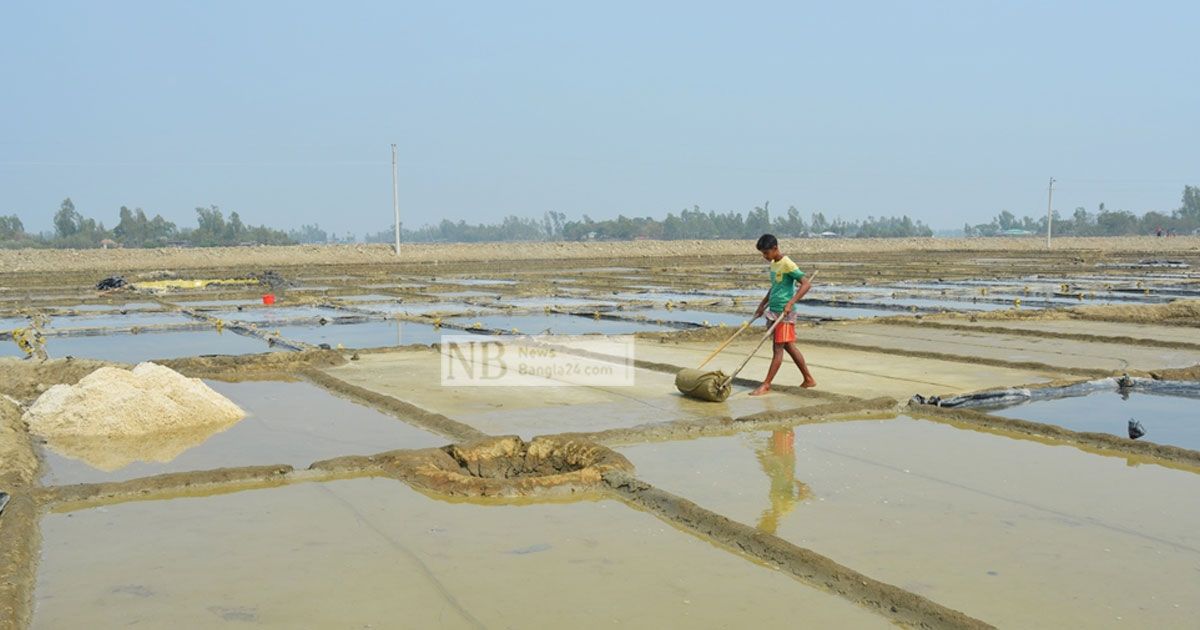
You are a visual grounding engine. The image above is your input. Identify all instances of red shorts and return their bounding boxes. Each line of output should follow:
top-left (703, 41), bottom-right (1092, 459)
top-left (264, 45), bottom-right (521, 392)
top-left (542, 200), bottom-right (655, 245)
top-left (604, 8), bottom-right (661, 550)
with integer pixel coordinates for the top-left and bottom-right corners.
top-left (766, 309), bottom-right (798, 344)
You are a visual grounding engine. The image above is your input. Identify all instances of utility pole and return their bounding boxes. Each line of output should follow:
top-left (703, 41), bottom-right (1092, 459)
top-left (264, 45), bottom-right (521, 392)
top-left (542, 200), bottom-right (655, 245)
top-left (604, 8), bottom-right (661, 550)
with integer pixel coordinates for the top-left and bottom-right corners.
top-left (391, 144), bottom-right (400, 255)
top-left (1046, 177), bottom-right (1055, 248)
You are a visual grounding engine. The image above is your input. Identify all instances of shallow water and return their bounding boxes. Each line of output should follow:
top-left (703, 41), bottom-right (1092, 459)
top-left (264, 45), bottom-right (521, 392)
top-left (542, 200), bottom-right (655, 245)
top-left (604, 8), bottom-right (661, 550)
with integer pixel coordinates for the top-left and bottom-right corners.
top-left (795, 304), bottom-right (911, 319)
top-left (39, 380), bottom-right (446, 485)
top-left (170, 298), bottom-right (262, 308)
top-left (453, 390), bottom-right (809, 439)
top-left (860, 296), bottom-right (1011, 312)
top-left (0, 316), bottom-right (30, 331)
top-left (44, 311), bottom-right (195, 330)
top-left (433, 290), bottom-right (505, 299)
top-left (332, 293), bottom-right (404, 303)
top-left (1, 338), bottom-right (24, 357)
top-left (271, 320), bottom-right (445, 348)
top-left (623, 308), bottom-right (750, 327)
top-left (42, 329), bottom-right (276, 363)
top-left (500, 296), bottom-right (617, 309)
top-left (700, 288), bottom-right (768, 298)
top-left (809, 284), bottom-right (894, 296)
top-left (202, 305), bottom-right (342, 323)
top-left (619, 416), bottom-right (1200, 628)
top-left (359, 282), bottom-right (428, 290)
top-left (446, 313), bottom-right (668, 335)
top-left (345, 301), bottom-right (485, 316)
top-left (57, 302), bottom-right (164, 312)
top-left (990, 390), bottom-right (1200, 451)
top-left (609, 291), bottom-right (714, 303)
top-left (34, 479), bottom-right (889, 629)
top-left (445, 278), bottom-right (517, 286)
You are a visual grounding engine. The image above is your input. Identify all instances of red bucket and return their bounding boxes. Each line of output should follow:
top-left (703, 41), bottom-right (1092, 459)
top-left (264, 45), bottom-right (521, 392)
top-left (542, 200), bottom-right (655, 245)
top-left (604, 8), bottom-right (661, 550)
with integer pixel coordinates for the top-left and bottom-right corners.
top-left (262, 294), bottom-right (276, 306)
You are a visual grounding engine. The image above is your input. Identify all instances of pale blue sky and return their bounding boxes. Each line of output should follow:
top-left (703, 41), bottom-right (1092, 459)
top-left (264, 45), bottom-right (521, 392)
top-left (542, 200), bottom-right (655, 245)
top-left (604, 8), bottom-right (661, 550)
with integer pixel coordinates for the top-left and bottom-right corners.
top-left (2, 1), bottom-right (1196, 235)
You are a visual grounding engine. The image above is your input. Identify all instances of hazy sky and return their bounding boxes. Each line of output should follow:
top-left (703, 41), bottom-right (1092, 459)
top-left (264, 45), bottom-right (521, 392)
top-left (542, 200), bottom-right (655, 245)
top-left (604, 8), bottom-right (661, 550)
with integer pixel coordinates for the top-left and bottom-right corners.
top-left (3, 1), bottom-right (1197, 235)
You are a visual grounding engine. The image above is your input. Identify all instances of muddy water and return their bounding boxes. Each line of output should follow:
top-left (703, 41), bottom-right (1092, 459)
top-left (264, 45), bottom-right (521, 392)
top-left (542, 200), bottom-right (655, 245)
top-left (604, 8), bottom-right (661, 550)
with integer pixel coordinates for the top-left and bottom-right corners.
top-left (446, 313), bottom-right (668, 335)
top-left (991, 390), bottom-right (1200, 451)
top-left (34, 478), bottom-right (890, 629)
top-left (169, 298), bottom-right (261, 308)
top-left (452, 387), bottom-right (813, 439)
top-left (619, 416), bottom-right (1200, 628)
top-left (272, 320), bottom-right (444, 348)
top-left (41, 329), bottom-right (277, 363)
top-left (39, 381), bottom-right (446, 485)
top-left (322, 351), bottom-right (824, 438)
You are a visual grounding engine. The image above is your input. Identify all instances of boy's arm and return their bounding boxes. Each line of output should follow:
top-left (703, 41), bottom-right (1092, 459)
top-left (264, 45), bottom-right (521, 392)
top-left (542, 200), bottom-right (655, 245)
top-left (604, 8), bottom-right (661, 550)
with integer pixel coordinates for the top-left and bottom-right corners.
top-left (754, 291), bottom-right (769, 318)
top-left (781, 275), bottom-right (812, 314)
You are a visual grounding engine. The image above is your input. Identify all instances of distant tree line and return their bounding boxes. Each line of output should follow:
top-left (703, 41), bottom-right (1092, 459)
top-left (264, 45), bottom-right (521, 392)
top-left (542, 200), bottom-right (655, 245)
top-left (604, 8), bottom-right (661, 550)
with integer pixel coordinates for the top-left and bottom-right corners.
top-left (365, 203), bottom-right (935, 243)
top-left (0, 199), bottom-right (295, 248)
top-left (964, 186), bottom-right (1200, 237)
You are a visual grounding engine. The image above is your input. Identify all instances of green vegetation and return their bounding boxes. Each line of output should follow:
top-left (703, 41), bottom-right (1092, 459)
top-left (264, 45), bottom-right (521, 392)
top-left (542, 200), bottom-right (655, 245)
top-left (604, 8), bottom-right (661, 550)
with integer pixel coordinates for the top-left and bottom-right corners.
top-left (366, 203), bottom-right (934, 243)
top-left (1, 199), bottom-right (294, 249)
top-left (964, 186), bottom-right (1200, 237)
top-left (5, 186), bottom-right (1196, 248)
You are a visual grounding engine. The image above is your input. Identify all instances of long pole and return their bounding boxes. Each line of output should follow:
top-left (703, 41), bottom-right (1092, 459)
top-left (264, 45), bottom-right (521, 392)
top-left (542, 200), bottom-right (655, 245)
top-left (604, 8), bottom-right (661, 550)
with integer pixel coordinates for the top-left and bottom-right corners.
top-left (391, 143), bottom-right (400, 255)
top-left (1046, 177), bottom-right (1055, 248)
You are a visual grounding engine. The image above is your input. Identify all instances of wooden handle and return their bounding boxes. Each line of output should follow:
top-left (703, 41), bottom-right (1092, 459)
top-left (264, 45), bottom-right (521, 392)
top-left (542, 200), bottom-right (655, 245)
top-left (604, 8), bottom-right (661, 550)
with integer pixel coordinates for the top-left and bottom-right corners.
top-left (724, 316), bottom-right (784, 385)
top-left (696, 318), bottom-right (756, 368)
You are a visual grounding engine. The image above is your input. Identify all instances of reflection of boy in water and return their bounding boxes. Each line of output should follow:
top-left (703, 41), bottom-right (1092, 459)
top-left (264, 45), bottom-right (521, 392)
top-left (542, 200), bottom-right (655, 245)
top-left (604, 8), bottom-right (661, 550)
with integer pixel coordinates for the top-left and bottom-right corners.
top-left (756, 429), bottom-right (810, 534)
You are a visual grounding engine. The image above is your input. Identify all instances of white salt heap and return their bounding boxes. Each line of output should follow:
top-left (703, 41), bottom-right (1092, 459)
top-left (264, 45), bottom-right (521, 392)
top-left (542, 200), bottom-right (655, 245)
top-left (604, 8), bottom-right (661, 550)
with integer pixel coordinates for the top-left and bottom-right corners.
top-left (23, 362), bottom-right (245, 437)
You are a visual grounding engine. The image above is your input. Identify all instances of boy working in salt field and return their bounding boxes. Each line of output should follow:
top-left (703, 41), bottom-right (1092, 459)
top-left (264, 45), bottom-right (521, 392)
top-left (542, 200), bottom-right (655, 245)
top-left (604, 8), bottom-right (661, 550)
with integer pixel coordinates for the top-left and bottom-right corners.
top-left (751, 234), bottom-right (816, 394)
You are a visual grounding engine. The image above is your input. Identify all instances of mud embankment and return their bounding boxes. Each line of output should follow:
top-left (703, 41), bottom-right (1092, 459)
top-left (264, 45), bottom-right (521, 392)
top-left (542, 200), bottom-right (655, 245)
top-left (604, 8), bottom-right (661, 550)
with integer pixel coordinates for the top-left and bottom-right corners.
top-left (0, 397), bottom-right (38, 630)
top-left (161, 349), bottom-right (347, 380)
top-left (43, 465), bottom-right (295, 510)
top-left (924, 299), bottom-right (1200, 328)
top-left (0, 358), bottom-right (117, 403)
top-left (301, 369), bottom-right (486, 442)
top-left (312, 436), bottom-right (632, 498)
top-left (912, 405), bottom-right (1200, 470)
top-left (882, 319), bottom-right (1200, 352)
top-left (555, 397), bottom-right (898, 446)
top-left (603, 470), bottom-right (993, 629)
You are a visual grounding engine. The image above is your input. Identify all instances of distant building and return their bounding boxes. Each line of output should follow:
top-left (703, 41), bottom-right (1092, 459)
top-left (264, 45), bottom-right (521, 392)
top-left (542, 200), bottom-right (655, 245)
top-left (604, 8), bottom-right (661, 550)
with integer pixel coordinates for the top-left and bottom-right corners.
top-left (99, 239), bottom-right (119, 249)
top-left (998, 229), bottom-right (1034, 237)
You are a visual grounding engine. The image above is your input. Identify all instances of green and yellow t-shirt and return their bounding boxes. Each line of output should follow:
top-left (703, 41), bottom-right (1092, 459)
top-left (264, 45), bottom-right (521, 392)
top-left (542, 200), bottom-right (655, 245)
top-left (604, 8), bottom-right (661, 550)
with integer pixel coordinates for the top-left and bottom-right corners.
top-left (767, 256), bottom-right (806, 312)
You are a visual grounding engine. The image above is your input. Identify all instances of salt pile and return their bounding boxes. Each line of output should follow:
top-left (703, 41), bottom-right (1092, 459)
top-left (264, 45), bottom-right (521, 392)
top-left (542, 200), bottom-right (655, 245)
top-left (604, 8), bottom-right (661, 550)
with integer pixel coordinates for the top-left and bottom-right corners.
top-left (23, 362), bottom-right (245, 437)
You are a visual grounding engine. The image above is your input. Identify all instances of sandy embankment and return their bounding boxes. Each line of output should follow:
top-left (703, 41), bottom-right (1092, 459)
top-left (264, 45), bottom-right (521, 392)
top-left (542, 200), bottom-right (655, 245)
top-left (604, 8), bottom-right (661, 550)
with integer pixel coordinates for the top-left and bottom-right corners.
top-left (0, 236), bottom-right (1198, 274)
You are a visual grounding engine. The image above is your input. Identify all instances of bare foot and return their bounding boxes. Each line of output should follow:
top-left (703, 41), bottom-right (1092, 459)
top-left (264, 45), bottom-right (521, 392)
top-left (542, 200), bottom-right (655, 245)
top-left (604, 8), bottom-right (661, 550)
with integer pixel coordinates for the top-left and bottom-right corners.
top-left (749, 384), bottom-right (771, 396)
top-left (801, 379), bottom-right (817, 388)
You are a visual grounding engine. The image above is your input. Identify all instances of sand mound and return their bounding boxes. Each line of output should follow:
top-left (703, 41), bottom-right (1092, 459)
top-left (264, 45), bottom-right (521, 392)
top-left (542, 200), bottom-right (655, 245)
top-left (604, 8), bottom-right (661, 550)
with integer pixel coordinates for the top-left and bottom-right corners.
top-left (23, 363), bottom-right (245, 438)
